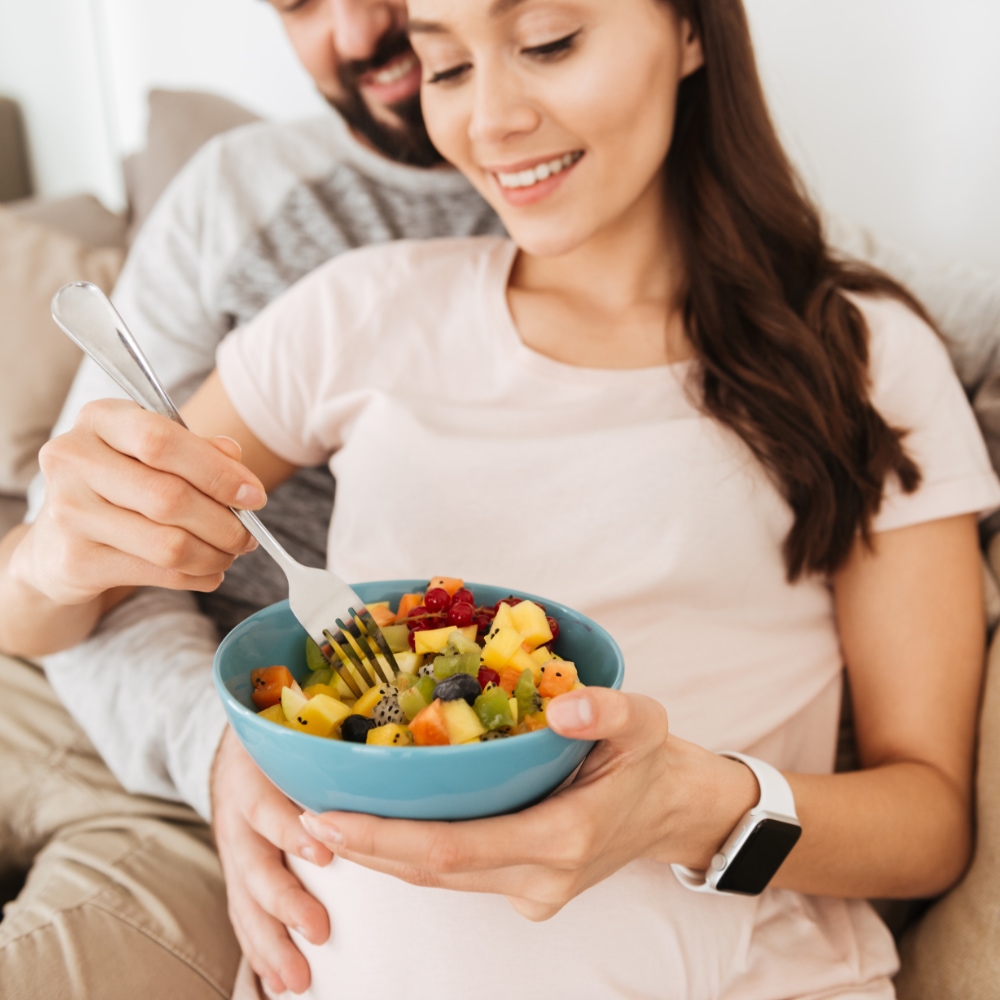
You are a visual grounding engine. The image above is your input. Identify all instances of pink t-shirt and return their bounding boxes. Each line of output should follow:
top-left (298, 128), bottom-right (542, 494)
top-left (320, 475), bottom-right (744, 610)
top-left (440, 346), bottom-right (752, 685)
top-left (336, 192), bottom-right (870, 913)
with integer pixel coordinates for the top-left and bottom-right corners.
top-left (217, 237), bottom-right (1000, 999)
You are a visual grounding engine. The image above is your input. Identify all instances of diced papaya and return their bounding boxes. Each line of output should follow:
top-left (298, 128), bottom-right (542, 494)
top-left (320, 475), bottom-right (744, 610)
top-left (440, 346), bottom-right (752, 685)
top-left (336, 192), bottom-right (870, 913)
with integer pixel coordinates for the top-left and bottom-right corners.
top-left (251, 665), bottom-right (296, 709)
top-left (396, 593), bottom-right (425, 618)
top-left (538, 660), bottom-right (578, 699)
top-left (367, 603), bottom-right (397, 627)
top-left (428, 576), bottom-right (464, 596)
top-left (409, 699), bottom-right (451, 746)
top-left (497, 665), bottom-right (523, 695)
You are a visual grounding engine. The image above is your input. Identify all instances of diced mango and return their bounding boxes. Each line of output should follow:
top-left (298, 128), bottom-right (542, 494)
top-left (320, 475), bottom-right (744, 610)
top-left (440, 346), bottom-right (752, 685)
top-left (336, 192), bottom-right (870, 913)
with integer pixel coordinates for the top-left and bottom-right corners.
top-left (353, 684), bottom-right (386, 718)
top-left (414, 625), bottom-right (457, 654)
top-left (257, 703), bottom-right (289, 727)
top-left (491, 603), bottom-right (517, 632)
top-left (441, 699), bottom-right (487, 744)
top-left (508, 646), bottom-right (541, 682)
top-left (509, 600), bottom-right (552, 649)
top-left (294, 694), bottom-right (352, 737)
top-left (481, 626), bottom-right (524, 668)
top-left (303, 682), bottom-right (341, 700)
top-left (366, 723), bottom-right (414, 746)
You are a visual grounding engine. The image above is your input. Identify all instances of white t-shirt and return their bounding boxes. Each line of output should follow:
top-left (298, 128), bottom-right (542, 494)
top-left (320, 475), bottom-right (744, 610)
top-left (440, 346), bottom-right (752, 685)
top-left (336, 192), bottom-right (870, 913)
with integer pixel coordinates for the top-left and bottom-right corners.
top-left (217, 236), bottom-right (1000, 999)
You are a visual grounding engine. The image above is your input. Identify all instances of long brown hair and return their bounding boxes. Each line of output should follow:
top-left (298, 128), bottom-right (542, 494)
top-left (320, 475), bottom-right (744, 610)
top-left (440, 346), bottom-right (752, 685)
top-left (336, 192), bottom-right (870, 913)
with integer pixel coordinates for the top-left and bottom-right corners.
top-left (664, 0), bottom-right (926, 579)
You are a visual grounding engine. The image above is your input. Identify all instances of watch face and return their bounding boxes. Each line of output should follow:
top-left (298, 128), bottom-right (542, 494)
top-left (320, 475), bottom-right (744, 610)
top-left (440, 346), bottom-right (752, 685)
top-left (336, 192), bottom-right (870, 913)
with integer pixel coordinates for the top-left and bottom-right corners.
top-left (715, 818), bottom-right (802, 895)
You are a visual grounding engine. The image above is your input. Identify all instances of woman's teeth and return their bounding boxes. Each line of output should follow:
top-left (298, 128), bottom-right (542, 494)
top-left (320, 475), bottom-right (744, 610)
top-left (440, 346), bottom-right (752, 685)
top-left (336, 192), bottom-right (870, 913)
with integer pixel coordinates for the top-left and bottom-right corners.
top-left (496, 152), bottom-right (582, 190)
top-left (371, 52), bottom-right (419, 86)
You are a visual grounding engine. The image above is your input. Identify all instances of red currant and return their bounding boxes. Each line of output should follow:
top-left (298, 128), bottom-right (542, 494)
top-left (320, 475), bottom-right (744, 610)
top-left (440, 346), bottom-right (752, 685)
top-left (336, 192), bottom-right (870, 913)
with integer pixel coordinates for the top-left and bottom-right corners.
top-left (475, 613), bottom-right (494, 634)
top-left (446, 602), bottom-right (475, 627)
top-left (546, 616), bottom-right (560, 641)
top-left (406, 605), bottom-right (427, 620)
top-left (452, 588), bottom-right (475, 607)
top-left (424, 587), bottom-right (451, 612)
top-left (477, 667), bottom-right (501, 689)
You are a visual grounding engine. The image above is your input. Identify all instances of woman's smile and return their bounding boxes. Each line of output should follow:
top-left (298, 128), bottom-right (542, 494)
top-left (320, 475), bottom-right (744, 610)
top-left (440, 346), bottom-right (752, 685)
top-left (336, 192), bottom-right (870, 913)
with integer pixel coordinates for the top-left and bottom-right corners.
top-left (488, 150), bottom-right (584, 206)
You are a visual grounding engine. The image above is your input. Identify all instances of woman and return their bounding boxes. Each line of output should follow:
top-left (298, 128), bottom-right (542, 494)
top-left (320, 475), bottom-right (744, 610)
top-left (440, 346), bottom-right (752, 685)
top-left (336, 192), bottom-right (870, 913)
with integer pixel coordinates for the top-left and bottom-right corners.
top-left (4, 0), bottom-right (998, 996)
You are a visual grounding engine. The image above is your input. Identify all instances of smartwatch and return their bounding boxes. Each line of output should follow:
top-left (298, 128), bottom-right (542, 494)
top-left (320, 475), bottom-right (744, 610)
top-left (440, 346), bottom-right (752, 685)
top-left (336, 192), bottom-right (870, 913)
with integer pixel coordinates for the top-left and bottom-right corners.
top-left (672, 752), bottom-right (802, 896)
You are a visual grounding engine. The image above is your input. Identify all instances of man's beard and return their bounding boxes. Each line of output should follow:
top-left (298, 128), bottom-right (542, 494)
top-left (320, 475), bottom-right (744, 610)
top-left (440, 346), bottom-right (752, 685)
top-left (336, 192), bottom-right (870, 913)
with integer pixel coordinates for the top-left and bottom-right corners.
top-left (331, 30), bottom-right (444, 169)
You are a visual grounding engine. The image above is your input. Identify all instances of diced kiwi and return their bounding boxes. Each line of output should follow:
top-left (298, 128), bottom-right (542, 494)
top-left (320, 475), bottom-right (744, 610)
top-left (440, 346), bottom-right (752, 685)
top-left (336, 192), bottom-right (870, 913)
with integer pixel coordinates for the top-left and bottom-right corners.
top-left (398, 686), bottom-right (429, 722)
top-left (303, 667), bottom-right (333, 688)
top-left (514, 669), bottom-right (542, 719)
top-left (433, 650), bottom-right (480, 680)
top-left (380, 624), bottom-right (411, 654)
top-left (305, 635), bottom-right (329, 674)
top-left (473, 685), bottom-right (515, 731)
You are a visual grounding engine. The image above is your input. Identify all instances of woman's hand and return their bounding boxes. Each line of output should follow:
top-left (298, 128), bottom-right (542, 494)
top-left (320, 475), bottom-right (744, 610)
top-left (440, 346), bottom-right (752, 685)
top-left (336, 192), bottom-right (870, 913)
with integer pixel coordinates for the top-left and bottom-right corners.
top-left (299, 688), bottom-right (757, 921)
top-left (13, 398), bottom-right (265, 605)
top-left (211, 727), bottom-right (334, 996)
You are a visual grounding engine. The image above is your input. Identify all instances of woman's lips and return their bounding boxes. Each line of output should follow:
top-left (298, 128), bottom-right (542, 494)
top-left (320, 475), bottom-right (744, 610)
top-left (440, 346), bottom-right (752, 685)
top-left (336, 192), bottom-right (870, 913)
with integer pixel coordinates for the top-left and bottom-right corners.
top-left (488, 151), bottom-right (585, 207)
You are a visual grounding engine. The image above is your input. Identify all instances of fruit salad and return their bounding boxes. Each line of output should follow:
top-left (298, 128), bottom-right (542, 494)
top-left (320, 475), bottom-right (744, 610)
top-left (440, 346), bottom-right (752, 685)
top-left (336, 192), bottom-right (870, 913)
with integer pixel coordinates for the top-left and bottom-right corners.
top-left (249, 577), bottom-right (583, 746)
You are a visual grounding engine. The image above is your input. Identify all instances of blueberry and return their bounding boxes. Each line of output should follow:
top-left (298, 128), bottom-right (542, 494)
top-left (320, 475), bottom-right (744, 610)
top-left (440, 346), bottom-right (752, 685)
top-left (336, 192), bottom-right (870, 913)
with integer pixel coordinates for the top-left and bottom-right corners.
top-left (433, 673), bottom-right (482, 706)
top-left (341, 714), bottom-right (377, 743)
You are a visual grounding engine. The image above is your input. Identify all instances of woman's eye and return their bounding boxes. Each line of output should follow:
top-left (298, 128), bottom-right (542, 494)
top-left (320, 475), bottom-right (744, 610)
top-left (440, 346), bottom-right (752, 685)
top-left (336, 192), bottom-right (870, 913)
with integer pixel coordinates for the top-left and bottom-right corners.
top-left (523, 30), bottom-right (581, 60)
top-left (426, 64), bottom-right (472, 85)
top-left (274, 0), bottom-right (310, 13)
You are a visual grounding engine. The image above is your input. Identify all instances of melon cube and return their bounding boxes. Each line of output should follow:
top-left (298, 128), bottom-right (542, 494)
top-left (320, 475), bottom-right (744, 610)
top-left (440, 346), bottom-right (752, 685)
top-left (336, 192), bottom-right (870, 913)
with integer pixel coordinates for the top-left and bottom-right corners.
top-left (538, 660), bottom-right (579, 699)
top-left (410, 699), bottom-right (450, 746)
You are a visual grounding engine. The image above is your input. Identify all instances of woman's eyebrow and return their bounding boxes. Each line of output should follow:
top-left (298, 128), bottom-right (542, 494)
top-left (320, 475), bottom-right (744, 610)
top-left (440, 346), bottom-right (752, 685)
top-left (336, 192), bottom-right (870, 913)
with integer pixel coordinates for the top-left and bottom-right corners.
top-left (408, 0), bottom-right (532, 34)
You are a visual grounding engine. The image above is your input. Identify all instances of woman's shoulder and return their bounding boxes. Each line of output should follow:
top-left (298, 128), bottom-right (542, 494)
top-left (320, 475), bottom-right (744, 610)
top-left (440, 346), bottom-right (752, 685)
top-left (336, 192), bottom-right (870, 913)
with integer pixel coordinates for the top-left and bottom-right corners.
top-left (844, 290), bottom-right (953, 398)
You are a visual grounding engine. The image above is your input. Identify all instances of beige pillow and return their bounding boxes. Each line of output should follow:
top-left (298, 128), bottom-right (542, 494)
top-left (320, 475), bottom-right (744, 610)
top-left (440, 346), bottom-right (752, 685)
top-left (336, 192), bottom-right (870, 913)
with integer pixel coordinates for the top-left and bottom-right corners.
top-left (0, 208), bottom-right (124, 494)
top-left (893, 534), bottom-right (1000, 997)
top-left (124, 89), bottom-right (260, 240)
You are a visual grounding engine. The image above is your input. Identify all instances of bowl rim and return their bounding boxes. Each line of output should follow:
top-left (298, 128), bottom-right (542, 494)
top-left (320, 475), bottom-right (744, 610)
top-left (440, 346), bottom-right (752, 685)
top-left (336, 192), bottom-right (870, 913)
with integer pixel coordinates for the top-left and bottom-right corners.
top-left (213, 578), bottom-right (625, 755)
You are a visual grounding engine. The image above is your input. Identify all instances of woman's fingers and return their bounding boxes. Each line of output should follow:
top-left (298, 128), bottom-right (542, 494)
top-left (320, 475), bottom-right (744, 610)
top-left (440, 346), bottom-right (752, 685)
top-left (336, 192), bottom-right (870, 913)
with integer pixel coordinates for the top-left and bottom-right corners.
top-left (76, 399), bottom-right (266, 510)
top-left (210, 729), bottom-right (331, 994)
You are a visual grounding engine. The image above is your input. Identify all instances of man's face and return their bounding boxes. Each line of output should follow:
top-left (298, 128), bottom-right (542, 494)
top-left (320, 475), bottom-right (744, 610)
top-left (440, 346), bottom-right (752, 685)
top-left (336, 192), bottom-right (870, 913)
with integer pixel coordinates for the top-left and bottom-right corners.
top-left (269, 0), bottom-right (443, 167)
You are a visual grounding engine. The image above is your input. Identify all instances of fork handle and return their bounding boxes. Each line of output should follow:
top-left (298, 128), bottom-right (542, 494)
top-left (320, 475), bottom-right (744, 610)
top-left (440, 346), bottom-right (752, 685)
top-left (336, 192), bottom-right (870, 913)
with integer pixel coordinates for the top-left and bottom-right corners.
top-left (51, 281), bottom-right (296, 569)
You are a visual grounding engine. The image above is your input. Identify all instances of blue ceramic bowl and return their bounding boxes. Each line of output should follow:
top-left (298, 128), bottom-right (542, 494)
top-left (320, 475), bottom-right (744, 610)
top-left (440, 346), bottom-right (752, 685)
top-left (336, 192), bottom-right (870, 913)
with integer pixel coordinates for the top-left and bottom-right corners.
top-left (213, 580), bottom-right (624, 820)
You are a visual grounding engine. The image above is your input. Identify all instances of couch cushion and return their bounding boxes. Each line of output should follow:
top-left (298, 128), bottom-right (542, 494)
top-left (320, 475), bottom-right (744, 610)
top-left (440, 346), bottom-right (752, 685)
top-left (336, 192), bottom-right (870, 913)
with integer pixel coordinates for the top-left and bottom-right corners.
top-left (0, 208), bottom-right (124, 494)
top-left (8, 193), bottom-right (127, 251)
top-left (893, 534), bottom-right (1000, 997)
top-left (124, 88), bottom-right (260, 241)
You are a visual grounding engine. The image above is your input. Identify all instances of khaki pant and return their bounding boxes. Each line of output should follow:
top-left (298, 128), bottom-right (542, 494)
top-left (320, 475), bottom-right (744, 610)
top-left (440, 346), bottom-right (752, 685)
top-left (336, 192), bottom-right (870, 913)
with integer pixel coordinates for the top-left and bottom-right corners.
top-left (0, 653), bottom-right (240, 1000)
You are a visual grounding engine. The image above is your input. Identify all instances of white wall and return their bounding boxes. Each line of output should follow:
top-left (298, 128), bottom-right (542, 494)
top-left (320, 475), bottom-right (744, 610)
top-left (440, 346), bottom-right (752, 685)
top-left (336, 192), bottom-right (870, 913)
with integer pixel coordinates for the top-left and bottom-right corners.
top-left (1, 0), bottom-right (998, 270)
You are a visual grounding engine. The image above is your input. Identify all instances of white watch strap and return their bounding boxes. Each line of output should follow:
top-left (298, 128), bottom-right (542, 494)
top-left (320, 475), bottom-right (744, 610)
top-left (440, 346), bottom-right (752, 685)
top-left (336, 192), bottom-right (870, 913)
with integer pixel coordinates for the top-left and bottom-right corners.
top-left (671, 752), bottom-right (797, 893)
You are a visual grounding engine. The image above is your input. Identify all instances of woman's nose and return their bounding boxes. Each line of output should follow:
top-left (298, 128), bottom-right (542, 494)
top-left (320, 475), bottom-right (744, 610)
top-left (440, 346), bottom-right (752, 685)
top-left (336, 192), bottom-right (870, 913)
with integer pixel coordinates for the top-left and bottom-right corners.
top-left (468, 64), bottom-right (541, 146)
top-left (327, 0), bottom-right (401, 62)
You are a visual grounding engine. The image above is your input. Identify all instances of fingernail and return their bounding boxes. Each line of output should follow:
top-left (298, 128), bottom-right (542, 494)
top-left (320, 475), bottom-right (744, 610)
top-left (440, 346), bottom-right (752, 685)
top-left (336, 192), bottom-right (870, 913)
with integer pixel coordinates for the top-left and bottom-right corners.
top-left (300, 845), bottom-right (319, 865)
top-left (547, 693), bottom-right (593, 730)
top-left (301, 812), bottom-right (344, 847)
top-left (234, 483), bottom-right (266, 508)
top-left (218, 435), bottom-right (242, 456)
top-left (242, 537), bottom-right (259, 554)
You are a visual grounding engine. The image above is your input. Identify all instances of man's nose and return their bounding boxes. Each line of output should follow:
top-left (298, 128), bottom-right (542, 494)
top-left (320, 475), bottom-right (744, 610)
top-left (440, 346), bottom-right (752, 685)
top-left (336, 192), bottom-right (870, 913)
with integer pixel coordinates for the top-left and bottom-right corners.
top-left (328, 0), bottom-right (402, 61)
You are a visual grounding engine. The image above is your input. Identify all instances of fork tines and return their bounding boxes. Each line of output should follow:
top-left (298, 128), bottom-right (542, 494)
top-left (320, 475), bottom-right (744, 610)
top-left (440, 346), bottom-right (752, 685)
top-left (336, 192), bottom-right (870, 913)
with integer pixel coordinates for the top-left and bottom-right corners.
top-left (322, 607), bottom-right (399, 697)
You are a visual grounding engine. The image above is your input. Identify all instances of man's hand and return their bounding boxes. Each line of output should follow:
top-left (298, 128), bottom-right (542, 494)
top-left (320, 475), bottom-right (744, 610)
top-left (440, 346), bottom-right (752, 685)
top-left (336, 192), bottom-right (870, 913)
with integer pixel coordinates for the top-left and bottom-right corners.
top-left (211, 727), bottom-right (333, 995)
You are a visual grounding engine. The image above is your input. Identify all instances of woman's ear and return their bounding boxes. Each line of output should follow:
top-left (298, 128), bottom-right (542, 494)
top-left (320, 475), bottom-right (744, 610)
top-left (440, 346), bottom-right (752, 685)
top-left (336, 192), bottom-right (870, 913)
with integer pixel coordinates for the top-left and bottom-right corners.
top-left (679, 19), bottom-right (705, 78)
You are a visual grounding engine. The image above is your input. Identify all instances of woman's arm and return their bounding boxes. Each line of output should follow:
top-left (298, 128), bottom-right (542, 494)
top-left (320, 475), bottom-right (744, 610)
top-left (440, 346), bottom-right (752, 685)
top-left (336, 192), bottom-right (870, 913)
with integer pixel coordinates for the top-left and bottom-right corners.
top-left (771, 511), bottom-right (984, 897)
top-left (295, 512), bottom-right (984, 915)
top-left (0, 372), bottom-right (297, 658)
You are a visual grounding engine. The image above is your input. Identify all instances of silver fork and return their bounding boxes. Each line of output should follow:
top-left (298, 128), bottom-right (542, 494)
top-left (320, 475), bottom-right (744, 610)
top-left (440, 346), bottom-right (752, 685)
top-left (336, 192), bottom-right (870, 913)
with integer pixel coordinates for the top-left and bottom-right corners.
top-left (50, 280), bottom-right (397, 698)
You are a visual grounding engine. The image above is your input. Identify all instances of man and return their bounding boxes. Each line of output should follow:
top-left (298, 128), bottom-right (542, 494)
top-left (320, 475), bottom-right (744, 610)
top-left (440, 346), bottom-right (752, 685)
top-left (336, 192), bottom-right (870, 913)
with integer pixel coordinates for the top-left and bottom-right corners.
top-left (0, 1), bottom-right (499, 996)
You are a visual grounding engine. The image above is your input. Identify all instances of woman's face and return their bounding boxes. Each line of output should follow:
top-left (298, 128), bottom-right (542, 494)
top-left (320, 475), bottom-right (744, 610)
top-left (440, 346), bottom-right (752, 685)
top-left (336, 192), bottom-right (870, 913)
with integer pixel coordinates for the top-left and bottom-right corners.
top-left (408, 0), bottom-right (703, 258)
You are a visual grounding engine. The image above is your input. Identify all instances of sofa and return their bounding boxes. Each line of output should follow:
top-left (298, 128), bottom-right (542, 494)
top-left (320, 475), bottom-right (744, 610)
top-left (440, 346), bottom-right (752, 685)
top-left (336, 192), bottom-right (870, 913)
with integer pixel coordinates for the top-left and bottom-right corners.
top-left (1, 90), bottom-right (999, 998)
